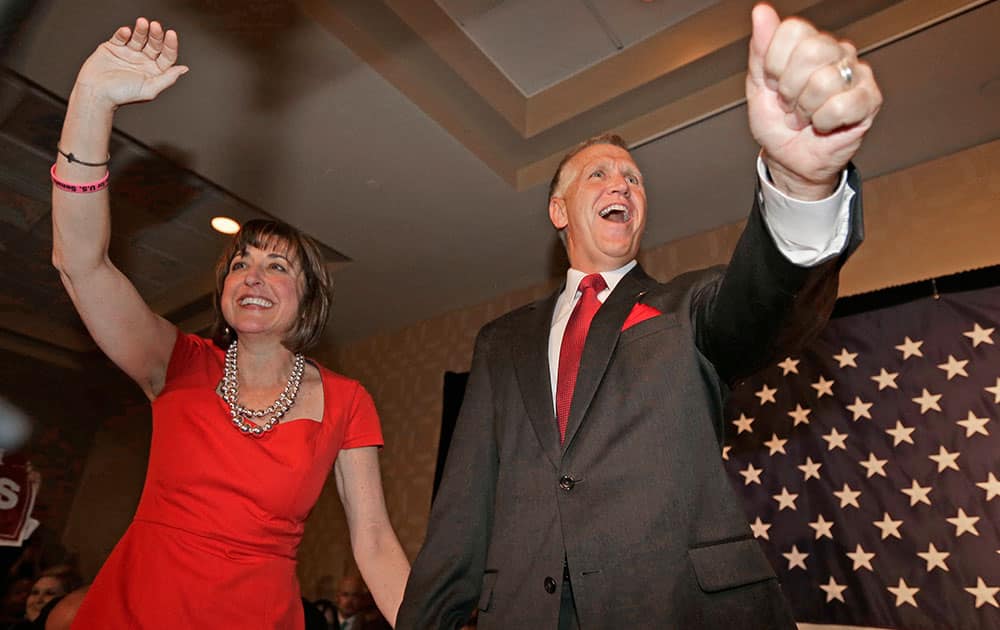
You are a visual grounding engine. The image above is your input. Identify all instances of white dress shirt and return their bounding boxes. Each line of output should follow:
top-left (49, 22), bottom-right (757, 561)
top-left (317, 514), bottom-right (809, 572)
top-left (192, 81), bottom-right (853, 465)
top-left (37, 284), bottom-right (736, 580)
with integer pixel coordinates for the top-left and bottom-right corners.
top-left (547, 159), bottom-right (856, 406)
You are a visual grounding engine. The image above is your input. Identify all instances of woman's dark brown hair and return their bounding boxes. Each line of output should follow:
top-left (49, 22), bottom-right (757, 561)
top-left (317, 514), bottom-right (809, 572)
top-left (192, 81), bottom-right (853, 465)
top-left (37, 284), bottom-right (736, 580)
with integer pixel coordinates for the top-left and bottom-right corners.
top-left (37, 564), bottom-right (83, 594)
top-left (211, 219), bottom-right (332, 353)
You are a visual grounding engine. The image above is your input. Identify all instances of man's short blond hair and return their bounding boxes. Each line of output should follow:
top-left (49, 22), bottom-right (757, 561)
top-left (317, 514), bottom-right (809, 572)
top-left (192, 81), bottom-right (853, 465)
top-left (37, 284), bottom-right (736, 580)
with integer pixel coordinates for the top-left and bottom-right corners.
top-left (547, 133), bottom-right (630, 200)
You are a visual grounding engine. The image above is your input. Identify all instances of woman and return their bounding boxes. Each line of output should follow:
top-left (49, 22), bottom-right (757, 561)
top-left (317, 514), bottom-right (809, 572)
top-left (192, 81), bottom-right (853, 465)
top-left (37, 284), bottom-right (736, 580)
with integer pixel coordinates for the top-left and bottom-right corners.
top-left (6, 566), bottom-right (81, 629)
top-left (51, 18), bottom-right (409, 629)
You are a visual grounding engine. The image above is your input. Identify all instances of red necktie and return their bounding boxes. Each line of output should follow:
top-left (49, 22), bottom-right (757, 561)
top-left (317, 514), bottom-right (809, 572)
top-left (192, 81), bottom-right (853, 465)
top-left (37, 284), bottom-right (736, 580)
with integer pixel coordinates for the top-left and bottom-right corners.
top-left (556, 273), bottom-right (607, 443)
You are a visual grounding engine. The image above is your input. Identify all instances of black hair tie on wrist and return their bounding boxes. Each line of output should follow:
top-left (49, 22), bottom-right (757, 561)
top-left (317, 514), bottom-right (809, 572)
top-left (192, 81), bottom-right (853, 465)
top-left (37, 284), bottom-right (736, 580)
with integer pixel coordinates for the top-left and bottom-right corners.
top-left (57, 145), bottom-right (110, 167)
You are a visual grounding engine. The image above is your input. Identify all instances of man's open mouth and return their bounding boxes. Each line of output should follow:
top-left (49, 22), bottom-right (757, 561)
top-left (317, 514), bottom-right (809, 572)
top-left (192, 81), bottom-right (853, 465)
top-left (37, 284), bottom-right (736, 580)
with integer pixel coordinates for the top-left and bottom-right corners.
top-left (599, 203), bottom-right (631, 223)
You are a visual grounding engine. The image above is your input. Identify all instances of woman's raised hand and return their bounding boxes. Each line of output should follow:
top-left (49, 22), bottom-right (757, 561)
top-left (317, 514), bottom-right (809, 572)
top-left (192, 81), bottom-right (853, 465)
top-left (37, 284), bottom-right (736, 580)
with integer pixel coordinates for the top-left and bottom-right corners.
top-left (75, 17), bottom-right (188, 109)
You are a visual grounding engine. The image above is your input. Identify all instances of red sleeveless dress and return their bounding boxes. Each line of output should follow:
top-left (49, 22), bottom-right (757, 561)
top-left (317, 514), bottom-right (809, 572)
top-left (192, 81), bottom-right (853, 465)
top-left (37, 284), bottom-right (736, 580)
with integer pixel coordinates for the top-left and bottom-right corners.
top-left (72, 332), bottom-right (383, 629)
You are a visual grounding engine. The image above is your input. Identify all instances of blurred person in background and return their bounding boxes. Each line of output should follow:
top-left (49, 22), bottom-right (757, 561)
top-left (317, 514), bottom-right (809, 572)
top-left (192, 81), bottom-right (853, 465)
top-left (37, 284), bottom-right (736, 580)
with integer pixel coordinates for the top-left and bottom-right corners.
top-left (5, 565), bottom-right (80, 629)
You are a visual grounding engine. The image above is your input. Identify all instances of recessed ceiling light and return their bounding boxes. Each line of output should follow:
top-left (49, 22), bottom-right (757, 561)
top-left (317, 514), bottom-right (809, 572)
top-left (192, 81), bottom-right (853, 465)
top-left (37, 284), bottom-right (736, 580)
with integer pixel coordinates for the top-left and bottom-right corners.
top-left (211, 216), bottom-right (241, 234)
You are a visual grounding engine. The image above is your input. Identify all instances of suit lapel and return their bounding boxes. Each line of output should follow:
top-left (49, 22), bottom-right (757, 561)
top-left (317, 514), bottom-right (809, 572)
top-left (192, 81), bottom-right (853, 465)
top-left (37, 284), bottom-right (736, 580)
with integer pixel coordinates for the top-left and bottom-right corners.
top-left (512, 290), bottom-right (562, 468)
top-left (561, 265), bottom-right (659, 450)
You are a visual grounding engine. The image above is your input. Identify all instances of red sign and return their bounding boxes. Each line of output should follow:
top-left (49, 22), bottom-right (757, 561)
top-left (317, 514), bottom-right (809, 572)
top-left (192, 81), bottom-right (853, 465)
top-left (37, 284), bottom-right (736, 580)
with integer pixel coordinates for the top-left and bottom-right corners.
top-left (0, 451), bottom-right (39, 546)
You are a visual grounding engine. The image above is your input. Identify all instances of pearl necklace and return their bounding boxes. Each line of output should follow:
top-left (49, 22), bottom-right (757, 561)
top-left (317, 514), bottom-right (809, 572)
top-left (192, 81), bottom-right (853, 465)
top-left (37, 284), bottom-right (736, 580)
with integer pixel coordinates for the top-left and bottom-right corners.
top-left (220, 339), bottom-right (305, 437)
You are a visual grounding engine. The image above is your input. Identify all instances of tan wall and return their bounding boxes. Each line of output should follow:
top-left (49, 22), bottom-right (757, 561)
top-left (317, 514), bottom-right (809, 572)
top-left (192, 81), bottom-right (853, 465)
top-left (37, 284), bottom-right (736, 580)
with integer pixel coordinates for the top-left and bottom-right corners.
top-left (62, 139), bottom-right (1000, 596)
top-left (839, 140), bottom-right (1000, 295)
top-left (294, 138), bottom-right (1000, 593)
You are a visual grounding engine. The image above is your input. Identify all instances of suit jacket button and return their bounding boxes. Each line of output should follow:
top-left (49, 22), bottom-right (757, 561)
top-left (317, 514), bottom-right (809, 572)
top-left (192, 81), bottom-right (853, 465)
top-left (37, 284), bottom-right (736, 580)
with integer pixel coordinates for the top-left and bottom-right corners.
top-left (559, 475), bottom-right (576, 491)
top-left (544, 576), bottom-right (557, 594)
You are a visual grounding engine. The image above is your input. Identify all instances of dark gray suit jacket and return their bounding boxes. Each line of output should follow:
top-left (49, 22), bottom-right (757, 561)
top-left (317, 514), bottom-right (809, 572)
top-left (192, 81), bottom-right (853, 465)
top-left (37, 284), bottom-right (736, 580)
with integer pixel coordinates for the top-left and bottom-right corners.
top-left (398, 172), bottom-right (864, 630)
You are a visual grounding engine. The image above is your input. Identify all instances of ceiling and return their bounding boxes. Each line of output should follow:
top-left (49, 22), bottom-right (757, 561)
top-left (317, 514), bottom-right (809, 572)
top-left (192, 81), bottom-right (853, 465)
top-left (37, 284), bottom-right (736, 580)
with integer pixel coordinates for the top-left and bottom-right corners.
top-left (0, 0), bottom-right (998, 367)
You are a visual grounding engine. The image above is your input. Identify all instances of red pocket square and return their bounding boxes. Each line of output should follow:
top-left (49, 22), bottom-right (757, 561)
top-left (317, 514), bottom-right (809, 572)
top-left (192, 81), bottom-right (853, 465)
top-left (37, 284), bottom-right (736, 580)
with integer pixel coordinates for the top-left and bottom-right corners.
top-left (622, 303), bottom-right (662, 331)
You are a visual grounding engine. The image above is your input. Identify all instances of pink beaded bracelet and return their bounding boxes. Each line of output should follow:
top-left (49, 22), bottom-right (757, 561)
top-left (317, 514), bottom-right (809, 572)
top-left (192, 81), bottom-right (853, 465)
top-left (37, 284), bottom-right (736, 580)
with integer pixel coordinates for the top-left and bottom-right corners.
top-left (50, 163), bottom-right (109, 193)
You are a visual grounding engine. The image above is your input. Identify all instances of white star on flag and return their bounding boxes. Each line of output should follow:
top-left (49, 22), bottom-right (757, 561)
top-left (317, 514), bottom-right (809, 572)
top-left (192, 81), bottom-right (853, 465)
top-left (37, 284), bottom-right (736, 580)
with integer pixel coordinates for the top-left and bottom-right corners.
top-left (956, 411), bottom-right (990, 437)
top-left (929, 445), bottom-right (960, 472)
top-left (773, 486), bottom-right (798, 511)
top-left (764, 433), bottom-right (788, 456)
top-left (870, 368), bottom-right (899, 390)
top-left (873, 513), bottom-right (903, 540)
top-left (809, 514), bottom-right (834, 539)
top-left (859, 452), bottom-right (888, 478)
top-left (777, 356), bottom-right (800, 375)
top-left (901, 479), bottom-right (933, 506)
top-left (846, 396), bottom-right (873, 421)
top-left (912, 388), bottom-right (943, 414)
top-left (755, 384), bottom-right (777, 405)
top-left (732, 413), bottom-right (754, 434)
top-left (937, 354), bottom-right (970, 380)
top-left (811, 375), bottom-right (835, 398)
top-left (917, 543), bottom-right (950, 572)
top-left (846, 544), bottom-right (875, 571)
top-left (963, 322), bottom-right (995, 347)
top-left (833, 347), bottom-right (858, 368)
top-left (798, 457), bottom-right (822, 481)
top-left (976, 472), bottom-right (1000, 500)
top-left (820, 576), bottom-right (847, 603)
top-left (985, 378), bottom-right (1000, 403)
top-left (886, 420), bottom-right (916, 446)
top-left (721, 445), bottom-right (731, 461)
top-left (964, 577), bottom-right (1000, 609)
top-left (895, 336), bottom-right (924, 359)
top-left (787, 404), bottom-right (811, 426)
top-left (888, 578), bottom-right (919, 608)
top-left (822, 427), bottom-right (848, 451)
top-left (783, 545), bottom-right (808, 570)
top-left (947, 508), bottom-right (980, 537)
top-left (833, 483), bottom-right (861, 508)
top-left (739, 463), bottom-right (763, 486)
top-left (749, 517), bottom-right (771, 540)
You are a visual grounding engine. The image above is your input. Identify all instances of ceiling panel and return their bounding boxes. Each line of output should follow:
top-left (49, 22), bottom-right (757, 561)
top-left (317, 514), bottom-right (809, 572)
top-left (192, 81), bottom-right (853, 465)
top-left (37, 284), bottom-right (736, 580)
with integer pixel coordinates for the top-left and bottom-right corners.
top-left (437, 0), bottom-right (617, 96)
top-left (588, 0), bottom-right (720, 49)
top-left (436, 0), bottom-right (721, 96)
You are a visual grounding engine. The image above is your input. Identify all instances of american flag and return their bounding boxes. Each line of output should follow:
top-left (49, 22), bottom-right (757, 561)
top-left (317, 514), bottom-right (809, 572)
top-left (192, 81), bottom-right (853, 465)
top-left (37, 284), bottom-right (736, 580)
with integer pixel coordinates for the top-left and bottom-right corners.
top-left (723, 284), bottom-right (1000, 630)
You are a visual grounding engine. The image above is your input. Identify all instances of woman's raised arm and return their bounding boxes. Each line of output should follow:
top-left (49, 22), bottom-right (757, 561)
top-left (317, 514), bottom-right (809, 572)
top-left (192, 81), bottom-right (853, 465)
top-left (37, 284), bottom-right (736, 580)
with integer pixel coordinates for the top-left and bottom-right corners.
top-left (52, 18), bottom-right (189, 399)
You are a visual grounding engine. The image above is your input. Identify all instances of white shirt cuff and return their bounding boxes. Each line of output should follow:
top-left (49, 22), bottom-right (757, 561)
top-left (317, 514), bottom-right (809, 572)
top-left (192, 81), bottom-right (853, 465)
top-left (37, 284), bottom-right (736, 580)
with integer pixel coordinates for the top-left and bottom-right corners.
top-left (756, 156), bottom-right (854, 267)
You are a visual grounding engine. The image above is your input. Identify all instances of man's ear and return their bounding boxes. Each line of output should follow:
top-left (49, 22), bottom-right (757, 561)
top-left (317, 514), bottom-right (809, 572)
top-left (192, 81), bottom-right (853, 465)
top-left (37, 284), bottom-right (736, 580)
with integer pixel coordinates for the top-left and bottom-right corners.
top-left (549, 196), bottom-right (568, 230)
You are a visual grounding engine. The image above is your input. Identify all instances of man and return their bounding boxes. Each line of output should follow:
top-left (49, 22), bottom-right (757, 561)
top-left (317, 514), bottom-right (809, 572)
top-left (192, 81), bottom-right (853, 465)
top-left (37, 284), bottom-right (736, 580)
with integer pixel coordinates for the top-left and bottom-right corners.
top-left (335, 575), bottom-right (392, 630)
top-left (334, 575), bottom-right (367, 630)
top-left (398, 4), bottom-right (881, 629)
